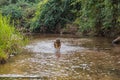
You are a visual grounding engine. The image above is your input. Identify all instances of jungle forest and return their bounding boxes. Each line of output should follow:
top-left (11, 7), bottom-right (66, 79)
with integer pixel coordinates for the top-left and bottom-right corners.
top-left (0, 0), bottom-right (120, 80)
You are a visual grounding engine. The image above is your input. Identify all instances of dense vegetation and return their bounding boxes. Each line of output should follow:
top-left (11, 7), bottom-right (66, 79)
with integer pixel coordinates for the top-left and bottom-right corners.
top-left (0, 14), bottom-right (27, 64)
top-left (30, 0), bottom-right (77, 33)
top-left (0, 0), bottom-right (119, 36)
top-left (78, 0), bottom-right (120, 37)
top-left (30, 0), bottom-right (120, 36)
top-left (0, 0), bottom-right (38, 30)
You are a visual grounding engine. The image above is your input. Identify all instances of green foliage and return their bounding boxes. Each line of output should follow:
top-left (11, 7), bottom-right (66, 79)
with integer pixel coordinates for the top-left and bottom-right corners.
top-left (30, 0), bottom-right (48, 32)
top-left (0, 0), bottom-right (8, 6)
top-left (0, 14), bottom-right (26, 60)
top-left (78, 0), bottom-right (101, 32)
top-left (0, 0), bottom-right (119, 37)
top-left (8, 0), bottom-right (18, 4)
top-left (1, 0), bottom-right (37, 28)
top-left (0, 49), bottom-right (7, 59)
top-left (25, 0), bottom-right (42, 3)
top-left (2, 4), bottom-right (23, 20)
top-left (75, 0), bottom-right (120, 36)
top-left (102, 0), bottom-right (113, 29)
top-left (30, 0), bottom-right (76, 32)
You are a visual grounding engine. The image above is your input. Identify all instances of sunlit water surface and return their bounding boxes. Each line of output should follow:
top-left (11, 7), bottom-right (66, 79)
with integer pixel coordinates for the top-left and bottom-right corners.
top-left (0, 34), bottom-right (120, 80)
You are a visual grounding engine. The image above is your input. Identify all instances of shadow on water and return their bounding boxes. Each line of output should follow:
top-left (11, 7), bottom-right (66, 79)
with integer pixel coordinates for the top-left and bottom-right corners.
top-left (0, 34), bottom-right (120, 80)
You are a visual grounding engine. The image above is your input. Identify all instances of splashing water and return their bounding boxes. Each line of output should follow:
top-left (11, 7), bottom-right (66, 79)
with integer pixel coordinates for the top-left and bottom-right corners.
top-left (25, 40), bottom-right (85, 54)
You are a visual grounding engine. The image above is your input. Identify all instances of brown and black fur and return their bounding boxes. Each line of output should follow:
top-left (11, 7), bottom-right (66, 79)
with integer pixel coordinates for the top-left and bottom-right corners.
top-left (54, 39), bottom-right (61, 59)
top-left (54, 39), bottom-right (61, 49)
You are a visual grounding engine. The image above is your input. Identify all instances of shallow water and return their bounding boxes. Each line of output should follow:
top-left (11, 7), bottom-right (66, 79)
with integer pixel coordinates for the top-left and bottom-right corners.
top-left (0, 34), bottom-right (120, 80)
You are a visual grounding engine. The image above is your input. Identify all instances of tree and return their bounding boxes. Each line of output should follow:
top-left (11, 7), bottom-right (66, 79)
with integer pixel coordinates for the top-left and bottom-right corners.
top-left (77, 0), bottom-right (120, 37)
top-left (30, 0), bottom-right (77, 33)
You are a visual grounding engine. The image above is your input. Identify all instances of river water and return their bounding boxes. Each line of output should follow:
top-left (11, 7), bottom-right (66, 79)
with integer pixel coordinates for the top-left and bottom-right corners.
top-left (0, 34), bottom-right (120, 80)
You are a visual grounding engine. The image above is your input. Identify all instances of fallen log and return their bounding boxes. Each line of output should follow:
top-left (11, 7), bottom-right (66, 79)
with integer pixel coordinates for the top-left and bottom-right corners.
top-left (112, 36), bottom-right (120, 44)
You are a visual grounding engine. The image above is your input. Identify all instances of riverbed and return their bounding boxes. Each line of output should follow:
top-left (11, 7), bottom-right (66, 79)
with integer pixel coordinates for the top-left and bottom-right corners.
top-left (0, 34), bottom-right (120, 80)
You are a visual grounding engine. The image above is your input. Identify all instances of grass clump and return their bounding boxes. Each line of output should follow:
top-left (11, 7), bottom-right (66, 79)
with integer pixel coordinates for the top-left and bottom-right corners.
top-left (0, 14), bottom-right (27, 64)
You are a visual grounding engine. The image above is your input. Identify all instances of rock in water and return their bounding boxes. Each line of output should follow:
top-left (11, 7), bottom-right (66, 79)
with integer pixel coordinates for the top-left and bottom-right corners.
top-left (112, 36), bottom-right (120, 44)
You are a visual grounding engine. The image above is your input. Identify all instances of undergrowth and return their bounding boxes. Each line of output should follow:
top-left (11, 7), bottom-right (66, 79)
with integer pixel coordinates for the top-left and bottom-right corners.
top-left (0, 14), bottom-right (27, 63)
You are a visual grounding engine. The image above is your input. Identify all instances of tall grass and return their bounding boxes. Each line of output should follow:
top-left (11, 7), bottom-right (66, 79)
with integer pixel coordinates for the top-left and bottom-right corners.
top-left (0, 14), bottom-right (27, 62)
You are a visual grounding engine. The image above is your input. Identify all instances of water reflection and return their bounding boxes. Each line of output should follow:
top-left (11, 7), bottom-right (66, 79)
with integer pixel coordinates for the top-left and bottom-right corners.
top-left (54, 49), bottom-right (61, 60)
top-left (25, 39), bottom-right (85, 54)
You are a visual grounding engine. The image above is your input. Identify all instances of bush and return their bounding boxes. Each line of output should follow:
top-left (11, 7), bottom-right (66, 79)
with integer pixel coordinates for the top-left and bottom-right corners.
top-left (0, 14), bottom-right (27, 62)
top-left (0, 0), bottom-right (8, 6)
top-left (75, 0), bottom-right (120, 36)
top-left (1, 0), bottom-right (37, 29)
top-left (30, 0), bottom-right (76, 33)
top-left (2, 4), bottom-right (23, 20)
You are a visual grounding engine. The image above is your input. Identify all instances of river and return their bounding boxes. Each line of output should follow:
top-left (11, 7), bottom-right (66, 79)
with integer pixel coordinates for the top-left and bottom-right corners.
top-left (0, 34), bottom-right (120, 80)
